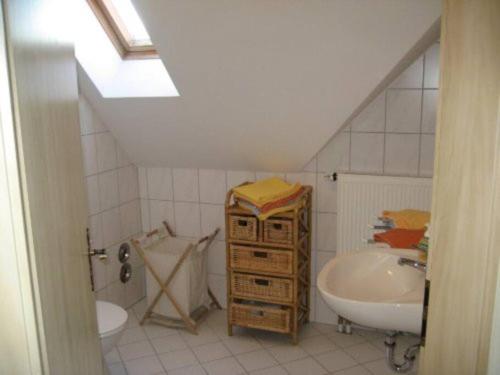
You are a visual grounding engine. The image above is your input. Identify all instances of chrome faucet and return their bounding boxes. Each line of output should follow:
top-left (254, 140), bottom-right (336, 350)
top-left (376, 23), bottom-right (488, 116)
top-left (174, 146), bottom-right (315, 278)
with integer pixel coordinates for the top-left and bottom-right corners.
top-left (398, 257), bottom-right (426, 272)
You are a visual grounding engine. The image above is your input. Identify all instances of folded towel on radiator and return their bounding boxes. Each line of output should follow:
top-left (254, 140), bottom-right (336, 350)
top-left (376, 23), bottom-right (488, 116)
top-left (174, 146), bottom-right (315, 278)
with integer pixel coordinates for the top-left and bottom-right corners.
top-left (381, 209), bottom-right (430, 230)
top-left (373, 228), bottom-right (426, 249)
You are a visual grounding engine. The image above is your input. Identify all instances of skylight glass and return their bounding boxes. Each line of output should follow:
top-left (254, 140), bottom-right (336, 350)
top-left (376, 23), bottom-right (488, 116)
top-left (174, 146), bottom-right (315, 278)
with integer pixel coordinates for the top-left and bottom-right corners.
top-left (108, 0), bottom-right (152, 46)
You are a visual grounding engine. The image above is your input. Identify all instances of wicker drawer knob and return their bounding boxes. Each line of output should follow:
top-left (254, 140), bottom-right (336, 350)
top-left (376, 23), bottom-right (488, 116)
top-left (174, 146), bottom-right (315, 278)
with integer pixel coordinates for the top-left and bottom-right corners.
top-left (272, 223), bottom-right (282, 230)
top-left (238, 220), bottom-right (248, 226)
top-left (253, 251), bottom-right (268, 258)
top-left (250, 310), bottom-right (265, 317)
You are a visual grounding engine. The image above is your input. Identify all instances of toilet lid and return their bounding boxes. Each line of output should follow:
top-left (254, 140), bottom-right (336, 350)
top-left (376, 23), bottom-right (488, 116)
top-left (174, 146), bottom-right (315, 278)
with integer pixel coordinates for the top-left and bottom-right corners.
top-left (96, 300), bottom-right (128, 336)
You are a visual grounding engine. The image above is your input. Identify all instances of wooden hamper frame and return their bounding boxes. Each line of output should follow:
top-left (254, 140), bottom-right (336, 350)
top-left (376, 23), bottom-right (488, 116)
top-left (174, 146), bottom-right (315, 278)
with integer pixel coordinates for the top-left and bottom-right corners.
top-left (131, 221), bottom-right (222, 334)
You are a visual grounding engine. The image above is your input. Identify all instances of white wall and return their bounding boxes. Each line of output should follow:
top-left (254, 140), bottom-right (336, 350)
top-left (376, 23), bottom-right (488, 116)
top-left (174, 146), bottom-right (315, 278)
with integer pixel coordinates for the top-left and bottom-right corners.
top-left (79, 96), bottom-right (145, 308)
top-left (137, 42), bottom-right (439, 323)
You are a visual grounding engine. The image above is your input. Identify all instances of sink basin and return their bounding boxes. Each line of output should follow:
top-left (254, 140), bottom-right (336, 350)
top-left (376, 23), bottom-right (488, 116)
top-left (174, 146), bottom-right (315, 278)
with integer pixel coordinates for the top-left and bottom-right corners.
top-left (317, 248), bottom-right (425, 334)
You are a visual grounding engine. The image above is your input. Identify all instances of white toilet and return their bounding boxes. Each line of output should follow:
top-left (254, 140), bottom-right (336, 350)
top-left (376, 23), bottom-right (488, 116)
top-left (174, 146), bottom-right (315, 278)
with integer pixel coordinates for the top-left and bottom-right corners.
top-left (96, 300), bottom-right (128, 354)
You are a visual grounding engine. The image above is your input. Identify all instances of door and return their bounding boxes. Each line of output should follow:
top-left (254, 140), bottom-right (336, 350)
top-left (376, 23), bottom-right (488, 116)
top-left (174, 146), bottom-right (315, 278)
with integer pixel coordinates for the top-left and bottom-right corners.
top-left (420, 0), bottom-right (500, 374)
top-left (0, 0), bottom-right (103, 374)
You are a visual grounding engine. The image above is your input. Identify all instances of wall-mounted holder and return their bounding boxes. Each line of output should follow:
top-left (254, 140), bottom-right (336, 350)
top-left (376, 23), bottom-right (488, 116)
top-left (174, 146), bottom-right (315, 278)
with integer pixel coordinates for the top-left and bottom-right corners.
top-left (119, 242), bottom-right (130, 263)
top-left (120, 263), bottom-right (132, 283)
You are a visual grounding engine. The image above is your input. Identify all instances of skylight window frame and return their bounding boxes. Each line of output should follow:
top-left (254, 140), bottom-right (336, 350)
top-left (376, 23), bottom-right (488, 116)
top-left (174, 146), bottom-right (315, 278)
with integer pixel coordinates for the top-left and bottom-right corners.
top-left (87, 0), bottom-right (158, 60)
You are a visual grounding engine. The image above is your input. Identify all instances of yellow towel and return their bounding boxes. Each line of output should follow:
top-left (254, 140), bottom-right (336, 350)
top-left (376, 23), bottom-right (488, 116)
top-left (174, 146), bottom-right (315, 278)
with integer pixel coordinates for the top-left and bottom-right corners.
top-left (382, 209), bottom-right (430, 230)
top-left (233, 177), bottom-right (301, 207)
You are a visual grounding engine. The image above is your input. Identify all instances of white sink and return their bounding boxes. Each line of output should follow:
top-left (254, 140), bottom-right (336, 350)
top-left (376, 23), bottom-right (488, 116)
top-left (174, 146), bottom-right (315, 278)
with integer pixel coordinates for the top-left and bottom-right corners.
top-left (317, 248), bottom-right (425, 334)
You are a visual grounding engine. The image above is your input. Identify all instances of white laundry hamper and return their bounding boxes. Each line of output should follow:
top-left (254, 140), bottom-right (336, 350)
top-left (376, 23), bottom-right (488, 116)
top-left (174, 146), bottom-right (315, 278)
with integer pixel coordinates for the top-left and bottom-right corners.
top-left (145, 236), bottom-right (208, 319)
top-left (132, 222), bottom-right (221, 334)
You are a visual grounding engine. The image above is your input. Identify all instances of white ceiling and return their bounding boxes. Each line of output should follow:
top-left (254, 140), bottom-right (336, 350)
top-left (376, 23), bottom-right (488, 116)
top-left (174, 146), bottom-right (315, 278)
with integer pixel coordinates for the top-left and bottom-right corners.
top-left (79, 0), bottom-right (440, 172)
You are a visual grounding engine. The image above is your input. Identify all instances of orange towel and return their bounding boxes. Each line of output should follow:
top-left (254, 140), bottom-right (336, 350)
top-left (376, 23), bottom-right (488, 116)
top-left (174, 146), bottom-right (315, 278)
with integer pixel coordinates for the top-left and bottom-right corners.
top-left (381, 209), bottom-right (430, 230)
top-left (373, 228), bottom-right (425, 249)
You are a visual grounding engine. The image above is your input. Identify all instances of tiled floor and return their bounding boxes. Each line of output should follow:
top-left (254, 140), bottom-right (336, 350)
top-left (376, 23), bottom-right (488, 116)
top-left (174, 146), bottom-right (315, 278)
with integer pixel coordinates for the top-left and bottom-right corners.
top-left (106, 299), bottom-right (419, 375)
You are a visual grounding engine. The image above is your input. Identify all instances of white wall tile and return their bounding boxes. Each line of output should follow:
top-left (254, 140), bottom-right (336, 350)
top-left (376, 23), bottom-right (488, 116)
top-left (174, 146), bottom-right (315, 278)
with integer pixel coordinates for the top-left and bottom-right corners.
top-left (419, 134), bottom-right (435, 177)
top-left (96, 132), bottom-right (117, 172)
top-left (315, 292), bottom-right (338, 325)
top-left (316, 176), bottom-right (336, 213)
top-left (140, 199), bottom-right (151, 232)
top-left (174, 202), bottom-right (201, 238)
top-left (256, 172), bottom-right (286, 180)
top-left (200, 204), bottom-right (225, 239)
top-left (350, 92), bottom-right (385, 132)
top-left (89, 213), bottom-right (104, 249)
top-left (106, 280), bottom-right (126, 308)
top-left (79, 97), bottom-right (94, 135)
top-left (125, 266), bottom-right (145, 308)
top-left (91, 256), bottom-right (107, 291)
top-left (227, 170), bottom-right (256, 189)
top-left (208, 241), bottom-right (226, 276)
top-left (149, 200), bottom-right (175, 232)
top-left (199, 169), bottom-right (227, 204)
top-left (384, 134), bottom-right (420, 176)
top-left (106, 244), bottom-right (121, 285)
top-left (317, 213), bottom-right (336, 252)
top-left (173, 168), bottom-right (199, 202)
top-left (86, 175), bottom-right (100, 215)
top-left (386, 90), bottom-right (422, 133)
top-left (147, 167), bottom-right (173, 201)
top-left (422, 90), bottom-right (438, 134)
top-left (285, 172), bottom-right (317, 211)
top-left (120, 200), bottom-right (141, 238)
top-left (350, 133), bottom-right (384, 174)
top-left (138, 167), bottom-right (149, 199)
top-left (316, 251), bottom-right (335, 280)
top-left (102, 207), bottom-right (121, 247)
top-left (390, 56), bottom-right (424, 89)
top-left (81, 135), bottom-right (98, 176)
top-left (98, 170), bottom-right (119, 210)
top-left (317, 132), bottom-right (350, 173)
top-left (208, 274), bottom-right (227, 308)
top-left (424, 43), bottom-right (440, 89)
top-left (118, 166), bottom-right (139, 204)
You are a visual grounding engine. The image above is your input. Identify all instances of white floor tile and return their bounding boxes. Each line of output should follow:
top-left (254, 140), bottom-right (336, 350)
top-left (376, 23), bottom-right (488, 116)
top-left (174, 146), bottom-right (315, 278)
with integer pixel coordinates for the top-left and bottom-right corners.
top-left (124, 355), bottom-right (165, 375)
top-left (298, 324), bottom-right (322, 339)
top-left (282, 357), bottom-right (327, 375)
top-left (310, 322), bottom-right (337, 335)
top-left (236, 349), bottom-right (278, 372)
top-left (104, 348), bottom-right (122, 365)
top-left (158, 348), bottom-right (199, 371)
top-left (334, 365), bottom-right (372, 375)
top-left (299, 335), bottom-right (338, 355)
top-left (118, 340), bottom-right (155, 361)
top-left (343, 343), bottom-right (384, 364)
top-left (267, 344), bottom-right (309, 364)
top-left (181, 326), bottom-right (220, 347)
top-left (151, 333), bottom-right (188, 353)
top-left (252, 330), bottom-right (291, 348)
top-left (328, 332), bottom-right (367, 348)
top-left (222, 335), bottom-right (263, 355)
top-left (107, 362), bottom-right (127, 375)
top-left (118, 326), bottom-right (148, 346)
top-left (203, 357), bottom-right (246, 375)
top-left (168, 364), bottom-right (208, 375)
top-left (249, 365), bottom-right (288, 375)
top-left (192, 342), bottom-right (232, 363)
top-left (143, 323), bottom-right (180, 339)
top-left (363, 359), bottom-right (402, 375)
top-left (314, 350), bottom-right (357, 373)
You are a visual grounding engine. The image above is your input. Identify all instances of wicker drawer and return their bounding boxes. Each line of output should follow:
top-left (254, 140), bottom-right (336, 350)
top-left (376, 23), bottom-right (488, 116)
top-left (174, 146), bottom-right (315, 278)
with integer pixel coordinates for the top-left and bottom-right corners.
top-left (229, 245), bottom-right (293, 275)
top-left (263, 219), bottom-right (294, 245)
top-left (230, 302), bottom-right (291, 333)
top-left (231, 273), bottom-right (294, 303)
top-left (228, 215), bottom-right (258, 241)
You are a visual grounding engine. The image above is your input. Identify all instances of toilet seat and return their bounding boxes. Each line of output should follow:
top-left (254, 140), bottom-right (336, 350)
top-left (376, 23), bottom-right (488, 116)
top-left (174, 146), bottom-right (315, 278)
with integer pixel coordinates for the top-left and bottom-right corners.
top-left (96, 301), bottom-right (128, 338)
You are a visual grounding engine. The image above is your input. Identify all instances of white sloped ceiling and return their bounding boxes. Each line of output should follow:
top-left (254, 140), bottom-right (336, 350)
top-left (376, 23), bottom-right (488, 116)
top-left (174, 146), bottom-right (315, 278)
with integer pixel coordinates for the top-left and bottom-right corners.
top-left (79, 0), bottom-right (440, 171)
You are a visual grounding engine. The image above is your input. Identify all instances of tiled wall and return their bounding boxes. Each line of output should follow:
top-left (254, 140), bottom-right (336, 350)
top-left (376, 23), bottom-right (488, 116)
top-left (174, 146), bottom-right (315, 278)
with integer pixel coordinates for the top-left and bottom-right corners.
top-left (137, 41), bottom-right (440, 324)
top-left (79, 96), bottom-right (145, 309)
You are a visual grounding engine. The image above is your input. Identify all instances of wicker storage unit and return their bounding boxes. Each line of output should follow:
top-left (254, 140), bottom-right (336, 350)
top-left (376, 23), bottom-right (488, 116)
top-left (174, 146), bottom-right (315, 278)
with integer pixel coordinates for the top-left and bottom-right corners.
top-left (225, 184), bottom-right (312, 344)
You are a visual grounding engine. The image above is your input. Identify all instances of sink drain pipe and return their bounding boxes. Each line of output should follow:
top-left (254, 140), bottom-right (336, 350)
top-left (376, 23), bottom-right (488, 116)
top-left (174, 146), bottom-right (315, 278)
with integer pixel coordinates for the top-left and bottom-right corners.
top-left (384, 332), bottom-right (420, 373)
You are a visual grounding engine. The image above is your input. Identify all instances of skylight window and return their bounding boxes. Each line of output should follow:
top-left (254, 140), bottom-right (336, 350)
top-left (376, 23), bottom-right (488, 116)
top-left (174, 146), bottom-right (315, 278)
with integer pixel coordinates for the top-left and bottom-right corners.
top-left (87, 0), bottom-right (157, 59)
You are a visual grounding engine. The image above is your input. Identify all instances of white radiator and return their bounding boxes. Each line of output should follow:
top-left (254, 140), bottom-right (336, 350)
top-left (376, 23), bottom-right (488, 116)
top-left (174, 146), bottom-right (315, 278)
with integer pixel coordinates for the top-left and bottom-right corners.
top-left (337, 173), bottom-right (433, 253)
